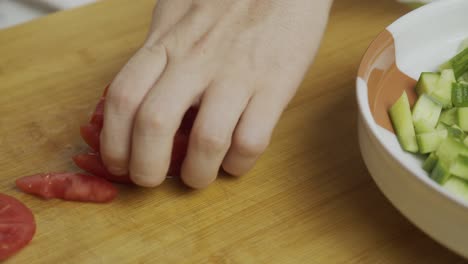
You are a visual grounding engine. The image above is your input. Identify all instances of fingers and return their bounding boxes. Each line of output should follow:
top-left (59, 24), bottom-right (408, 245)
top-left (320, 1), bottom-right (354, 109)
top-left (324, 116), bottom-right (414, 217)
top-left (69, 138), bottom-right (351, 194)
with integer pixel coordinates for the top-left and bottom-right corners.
top-left (129, 63), bottom-right (209, 187)
top-left (181, 80), bottom-right (251, 188)
top-left (100, 44), bottom-right (167, 176)
top-left (222, 88), bottom-right (288, 176)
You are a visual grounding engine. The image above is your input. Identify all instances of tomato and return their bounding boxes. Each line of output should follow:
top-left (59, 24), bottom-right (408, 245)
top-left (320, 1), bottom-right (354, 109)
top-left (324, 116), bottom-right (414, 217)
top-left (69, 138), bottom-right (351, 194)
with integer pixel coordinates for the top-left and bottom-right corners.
top-left (73, 153), bottom-right (133, 184)
top-left (80, 89), bottom-right (198, 177)
top-left (16, 173), bottom-right (117, 203)
top-left (0, 194), bottom-right (36, 260)
top-left (80, 123), bottom-right (101, 152)
top-left (90, 98), bottom-right (104, 130)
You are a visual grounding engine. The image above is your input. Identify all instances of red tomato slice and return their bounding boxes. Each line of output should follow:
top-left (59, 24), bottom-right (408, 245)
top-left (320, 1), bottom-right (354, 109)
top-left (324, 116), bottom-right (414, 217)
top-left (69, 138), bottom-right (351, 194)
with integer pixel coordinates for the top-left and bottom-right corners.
top-left (73, 153), bottom-right (133, 184)
top-left (16, 173), bottom-right (117, 203)
top-left (90, 98), bottom-right (104, 130)
top-left (0, 194), bottom-right (36, 261)
top-left (168, 133), bottom-right (189, 176)
top-left (80, 123), bottom-right (100, 152)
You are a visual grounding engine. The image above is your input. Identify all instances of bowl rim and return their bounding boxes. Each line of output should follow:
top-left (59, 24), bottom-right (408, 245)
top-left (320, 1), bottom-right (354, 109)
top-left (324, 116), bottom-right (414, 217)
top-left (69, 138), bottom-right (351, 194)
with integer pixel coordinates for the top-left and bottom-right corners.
top-left (356, 0), bottom-right (468, 211)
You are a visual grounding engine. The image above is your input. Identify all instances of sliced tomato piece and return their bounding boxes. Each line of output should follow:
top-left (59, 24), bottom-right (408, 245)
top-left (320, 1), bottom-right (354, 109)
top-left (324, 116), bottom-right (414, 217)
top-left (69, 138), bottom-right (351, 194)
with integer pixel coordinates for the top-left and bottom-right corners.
top-left (80, 123), bottom-right (100, 152)
top-left (168, 133), bottom-right (189, 176)
top-left (179, 107), bottom-right (198, 134)
top-left (0, 194), bottom-right (36, 261)
top-left (73, 153), bottom-right (132, 184)
top-left (80, 90), bottom-right (198, 177)
top-left (16, 173), bottom-right (117, 203)
top-left (90, 98), bottom-right (104, 129)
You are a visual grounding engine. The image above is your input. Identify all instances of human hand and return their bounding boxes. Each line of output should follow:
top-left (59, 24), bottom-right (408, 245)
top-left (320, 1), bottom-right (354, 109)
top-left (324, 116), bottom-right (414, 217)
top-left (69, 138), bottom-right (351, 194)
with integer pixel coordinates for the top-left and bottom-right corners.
top-left (100, 0), bottom-right (333, 188)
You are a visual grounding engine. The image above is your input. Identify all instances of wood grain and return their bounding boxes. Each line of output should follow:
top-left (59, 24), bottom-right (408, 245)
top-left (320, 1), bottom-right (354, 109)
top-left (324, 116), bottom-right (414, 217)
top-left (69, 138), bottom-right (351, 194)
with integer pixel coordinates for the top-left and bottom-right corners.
top-left (0, 0), bottom-right (466, 263)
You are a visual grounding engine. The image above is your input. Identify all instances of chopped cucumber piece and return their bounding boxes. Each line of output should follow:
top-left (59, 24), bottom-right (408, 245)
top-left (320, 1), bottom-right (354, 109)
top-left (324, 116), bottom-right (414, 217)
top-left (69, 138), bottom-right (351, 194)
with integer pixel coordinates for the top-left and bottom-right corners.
top-left (447, 125), bottom-right (466, 141)
top-left (423, 152), bottom-right (438, 172)
top-left (439, 108), bottom-right (457, 126)
top-left (417, 130), bottom-right (448, 154)
top-left (459, 38), bottom-right (468, 52)
top-left (412, 94), bottom-right (442, 133)
top-left (452, 82), bottom-right (468, 107)
top-left (441, 48), bottom-right (468, 79)
top-left (457, 107), bottom-right (468, 132)
top-left (415, 72), bottom-right (440, 95)
top-left (443, 176), bottom-right (468, 201)
top-left (450, 155), bottom-right (468, 180)
top-left (436, 136), bottom-right (468, 164)
top-left (431, 69), bottom-right (455, 109)
top-left (430, 160), bottom-right (451, 184)
top-left (389, 91), bottom-right (418, 153)
top-left (459, 72), bottom-right (468, 83)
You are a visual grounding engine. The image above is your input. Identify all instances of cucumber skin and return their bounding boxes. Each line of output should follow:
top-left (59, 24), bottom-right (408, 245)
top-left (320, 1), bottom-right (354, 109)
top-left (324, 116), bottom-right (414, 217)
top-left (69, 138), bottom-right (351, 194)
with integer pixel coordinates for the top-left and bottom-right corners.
top-left (423, 152), bottom-right (438, 172)
top-left (449, 48), bottom-right (468, 79)
top-left (431, 160), bottom-right (451, 184)
top-left (389, 92), bottom-right (419, 153)
top-left (452, 82), bottom-right (468, 107)
top-left (457, 108), bottom-right (468, 132)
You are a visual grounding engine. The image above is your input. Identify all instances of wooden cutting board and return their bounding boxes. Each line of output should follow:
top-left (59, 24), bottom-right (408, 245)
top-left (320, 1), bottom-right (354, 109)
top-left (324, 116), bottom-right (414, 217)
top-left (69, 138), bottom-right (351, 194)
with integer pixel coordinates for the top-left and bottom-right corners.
top-left (0, 0), bottom-right (465, 263)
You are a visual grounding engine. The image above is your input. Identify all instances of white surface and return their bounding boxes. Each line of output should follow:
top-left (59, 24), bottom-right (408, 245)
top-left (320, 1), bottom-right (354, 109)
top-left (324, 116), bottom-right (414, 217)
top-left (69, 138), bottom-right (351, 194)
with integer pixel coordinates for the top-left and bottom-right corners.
top-left (0, 0), bottom-right (49, 29)
top-left (0, 0), bottom-right (97, 29)
top-left (388, 0), bottom-right (468, 78)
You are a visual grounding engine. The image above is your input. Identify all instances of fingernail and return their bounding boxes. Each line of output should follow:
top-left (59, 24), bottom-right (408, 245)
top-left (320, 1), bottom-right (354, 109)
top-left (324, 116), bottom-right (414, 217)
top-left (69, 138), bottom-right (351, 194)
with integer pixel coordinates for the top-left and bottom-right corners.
top-left (108, 166), bottom-right (127, 176)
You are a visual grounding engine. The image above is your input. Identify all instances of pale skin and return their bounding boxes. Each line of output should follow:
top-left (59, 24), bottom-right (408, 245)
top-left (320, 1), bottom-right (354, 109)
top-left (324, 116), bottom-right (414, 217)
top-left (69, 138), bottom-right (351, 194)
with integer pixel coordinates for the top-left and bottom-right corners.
top-left (100, 0), bottom-right (333, 188)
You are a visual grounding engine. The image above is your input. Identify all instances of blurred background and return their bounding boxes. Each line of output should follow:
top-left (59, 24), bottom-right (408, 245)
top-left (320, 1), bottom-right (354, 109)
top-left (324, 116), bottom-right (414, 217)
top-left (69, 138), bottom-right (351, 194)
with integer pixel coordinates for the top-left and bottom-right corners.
top-left (0, 0), bottom-right (98, 29)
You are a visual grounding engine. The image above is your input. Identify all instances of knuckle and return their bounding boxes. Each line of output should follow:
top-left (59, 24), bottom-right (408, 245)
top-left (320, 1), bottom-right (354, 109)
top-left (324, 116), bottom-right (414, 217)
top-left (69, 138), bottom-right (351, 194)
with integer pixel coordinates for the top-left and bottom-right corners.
top-left (106, 88), bottom-right (138, 115)
top-left (142, 42), bottom-right (166, 56)
top-left (192, 127), bottom-right (229, 153)
top-left (233, 134), bottom-right (269, 157)
top-left (135, 109), bottom-right (171, 133)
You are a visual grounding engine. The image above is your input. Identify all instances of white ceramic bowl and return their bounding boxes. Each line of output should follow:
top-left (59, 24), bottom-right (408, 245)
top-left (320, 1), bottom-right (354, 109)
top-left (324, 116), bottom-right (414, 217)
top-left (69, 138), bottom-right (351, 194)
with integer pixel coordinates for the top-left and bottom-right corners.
top-left (356, 0), bottom-right (468, 258)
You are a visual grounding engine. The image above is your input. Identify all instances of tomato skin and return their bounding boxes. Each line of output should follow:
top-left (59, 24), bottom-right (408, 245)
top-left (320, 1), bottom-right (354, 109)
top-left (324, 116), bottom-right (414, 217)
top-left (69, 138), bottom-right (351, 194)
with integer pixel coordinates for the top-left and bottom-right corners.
top-left (16, 173), bottom-right (117, 203)
top-left (80, 124), bottom-right (101, 152)
top-left (90, 98), bottom-right (104, 130)
top-left (73, 153), bottom-right (133, 184)
top-left (0, 194), bottom-right (36, 261)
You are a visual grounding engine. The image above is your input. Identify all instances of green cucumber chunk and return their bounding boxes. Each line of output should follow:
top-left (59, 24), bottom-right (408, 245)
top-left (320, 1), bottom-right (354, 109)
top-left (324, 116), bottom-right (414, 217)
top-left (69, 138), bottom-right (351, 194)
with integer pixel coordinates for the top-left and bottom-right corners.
top-left (452, 82), bottom-right (468, 107)
top-left (442, 48), bottom-right (468, 79)
top-left (450, 155), bottom-right (468, 180)
top-left (436, 136), bottom-right (468, 165)
top-left (459, 72), bottom-right (468, 83)
top-left (457, 107), bottom-right (468, 132)
top-left (460, 38), bottom-right (468, 52)
top-left (448, 125), bottom-right (466, 141)
top-left (416, 130), bottom-right (448, 154)
top-left (415, 72), bottom-right (440, 95)
top-left (430, 160), bottom-right (451, 184)
top-left (442, 176), bottom-right (468, 201)
top-left (412, 94), bottom-right (442, 133)
top-left (431, 69), bottom-right (455, 109)
top-left (423, 152), bottom-right (438, 172)
top-left (389, 91), bottom-right (418, 153)
top-left (439, 108), bottom-right (457, 126)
